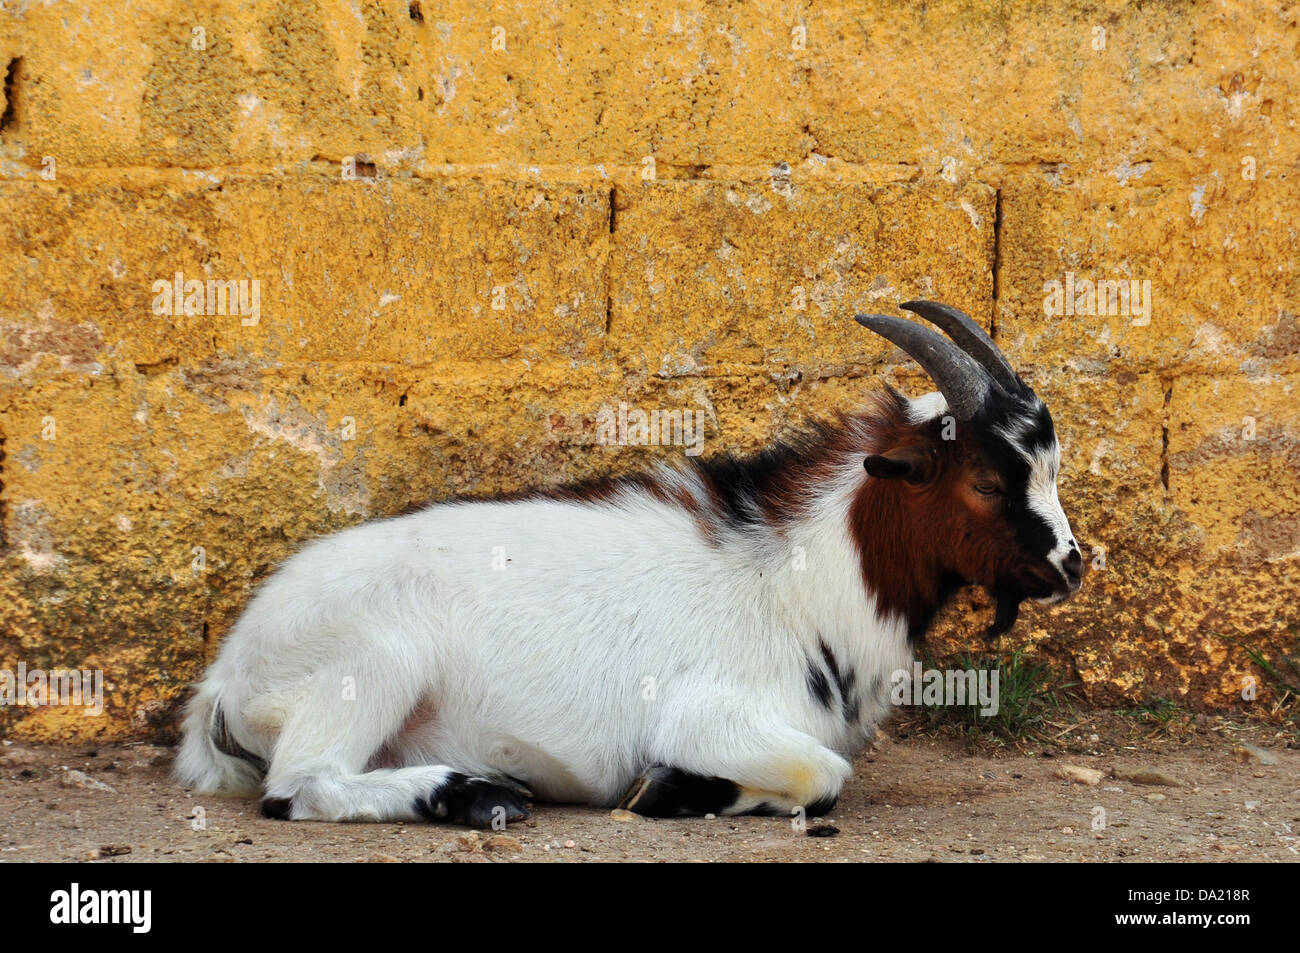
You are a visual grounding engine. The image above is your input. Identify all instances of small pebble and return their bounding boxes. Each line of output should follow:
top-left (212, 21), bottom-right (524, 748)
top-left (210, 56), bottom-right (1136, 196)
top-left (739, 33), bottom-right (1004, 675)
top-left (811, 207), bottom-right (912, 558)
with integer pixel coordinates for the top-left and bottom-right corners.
top-left (1112, 766), bottom-right (1182, 787)
top-left (59, 769), bottom-right (117, 794)
top-left (128, 745), bottom-right (173, 768)
top-left (1055, 765), bottom-right (1104, 785)
top-left (1231, 744), bottom-right (1278, 766)
top-left (454, 832), bottom-right (481, 852)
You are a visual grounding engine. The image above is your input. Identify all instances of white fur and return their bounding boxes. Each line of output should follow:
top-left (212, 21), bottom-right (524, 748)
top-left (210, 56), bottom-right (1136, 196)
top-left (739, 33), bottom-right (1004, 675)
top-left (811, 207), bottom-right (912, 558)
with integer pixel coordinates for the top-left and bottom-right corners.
top-left (1000, 412), bottom-right (1078, 592)
top-left (176, 430), bottom-right (916, 821)
top-left (907, 390), bottom-right (949, 423)
top-left (1024, 440), bottom-right (1077, 587)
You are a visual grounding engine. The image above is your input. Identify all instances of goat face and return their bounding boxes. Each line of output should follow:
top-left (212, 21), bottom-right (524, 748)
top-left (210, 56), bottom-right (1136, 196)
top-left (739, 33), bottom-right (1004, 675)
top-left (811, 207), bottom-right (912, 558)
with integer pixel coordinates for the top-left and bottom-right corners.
top-left (935, 397), bottom-right (1079, 597)
top-left (857, 301), bottom-right (1082, 638)
top-left (975, 397), bottom-right (1081, 604)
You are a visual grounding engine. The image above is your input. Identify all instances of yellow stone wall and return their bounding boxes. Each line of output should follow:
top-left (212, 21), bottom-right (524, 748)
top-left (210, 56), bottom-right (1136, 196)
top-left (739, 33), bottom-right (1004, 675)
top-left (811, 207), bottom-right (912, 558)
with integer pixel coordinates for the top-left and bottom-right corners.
top-left (1, 1), bottom-right (1296, 740)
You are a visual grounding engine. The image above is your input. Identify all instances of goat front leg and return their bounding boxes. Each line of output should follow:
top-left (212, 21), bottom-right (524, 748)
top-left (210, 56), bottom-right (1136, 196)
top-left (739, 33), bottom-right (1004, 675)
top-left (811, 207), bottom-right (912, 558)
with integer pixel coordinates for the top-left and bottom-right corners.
top-left (619, 723), bottom-right (851, 819)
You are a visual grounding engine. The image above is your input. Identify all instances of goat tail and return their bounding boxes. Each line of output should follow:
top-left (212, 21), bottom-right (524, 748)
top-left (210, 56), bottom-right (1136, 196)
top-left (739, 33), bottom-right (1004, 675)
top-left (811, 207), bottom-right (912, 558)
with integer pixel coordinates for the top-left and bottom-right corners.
top-left (174, 679), bottom-right (265, 796)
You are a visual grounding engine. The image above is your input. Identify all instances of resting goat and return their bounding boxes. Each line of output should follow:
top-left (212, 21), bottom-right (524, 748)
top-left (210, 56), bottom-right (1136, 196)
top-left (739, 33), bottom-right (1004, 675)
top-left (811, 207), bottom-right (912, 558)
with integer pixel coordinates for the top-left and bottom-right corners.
top-left (177, 301), bottom-right (1082, 824)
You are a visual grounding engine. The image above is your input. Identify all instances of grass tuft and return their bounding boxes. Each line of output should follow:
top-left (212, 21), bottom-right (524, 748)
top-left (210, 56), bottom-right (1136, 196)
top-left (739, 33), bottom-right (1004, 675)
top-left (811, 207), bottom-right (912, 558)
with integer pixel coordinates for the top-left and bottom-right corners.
top-left (1215, 627), bottom-right (1300, 729)
top-left (902, 645), bottom-right (1076, 744)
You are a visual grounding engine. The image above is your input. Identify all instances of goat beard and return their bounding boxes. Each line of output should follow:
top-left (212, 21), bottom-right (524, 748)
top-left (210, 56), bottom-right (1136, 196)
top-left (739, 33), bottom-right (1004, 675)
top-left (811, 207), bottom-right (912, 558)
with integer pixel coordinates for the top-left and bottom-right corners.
top-left (984, 585), bottom-right (1024, 641)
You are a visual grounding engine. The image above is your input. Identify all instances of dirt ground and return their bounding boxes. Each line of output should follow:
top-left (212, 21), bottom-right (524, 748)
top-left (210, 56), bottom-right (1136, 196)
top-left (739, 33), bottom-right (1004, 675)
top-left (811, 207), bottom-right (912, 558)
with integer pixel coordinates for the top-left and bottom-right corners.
top-left (2, 713), bottom-right (1297, 863)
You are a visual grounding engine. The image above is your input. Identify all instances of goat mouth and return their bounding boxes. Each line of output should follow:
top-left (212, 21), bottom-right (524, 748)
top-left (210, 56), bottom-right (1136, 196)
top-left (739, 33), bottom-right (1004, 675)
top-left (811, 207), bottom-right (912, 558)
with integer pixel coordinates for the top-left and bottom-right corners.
top-left (1021, 563), bottom-right (1077, 599)
top-left (1035, 573), bottom-right (1082, 605)
top-left (1017, 575), bottom-right (1059, 601)
top-left (1035, 589), bottom-right (1073, 605)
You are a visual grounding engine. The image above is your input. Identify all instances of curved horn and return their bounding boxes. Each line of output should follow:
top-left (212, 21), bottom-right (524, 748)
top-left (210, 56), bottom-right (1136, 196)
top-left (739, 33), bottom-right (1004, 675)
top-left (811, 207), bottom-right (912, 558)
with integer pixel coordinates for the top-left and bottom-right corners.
top-left (900, 300), bottom-right (1021, 392)
top-left (854, 313), bottom-right (991, 420)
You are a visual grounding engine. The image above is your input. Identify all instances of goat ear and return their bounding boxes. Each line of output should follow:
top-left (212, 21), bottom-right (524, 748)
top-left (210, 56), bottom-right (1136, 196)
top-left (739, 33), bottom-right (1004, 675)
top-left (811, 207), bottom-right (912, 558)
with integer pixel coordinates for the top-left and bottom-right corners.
top-left (863, 445), bottom-right (932, 484)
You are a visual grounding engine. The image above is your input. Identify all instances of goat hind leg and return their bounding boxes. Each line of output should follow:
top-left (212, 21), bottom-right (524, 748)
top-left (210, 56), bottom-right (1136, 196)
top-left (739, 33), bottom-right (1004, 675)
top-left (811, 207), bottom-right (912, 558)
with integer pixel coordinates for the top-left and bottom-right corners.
top-left (261, 667), bottom-right (530, 826)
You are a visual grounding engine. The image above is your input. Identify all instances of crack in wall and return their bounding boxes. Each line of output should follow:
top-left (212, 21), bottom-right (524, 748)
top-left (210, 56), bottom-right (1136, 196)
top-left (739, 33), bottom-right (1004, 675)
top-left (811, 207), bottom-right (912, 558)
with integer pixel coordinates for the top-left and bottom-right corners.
top-left (0, 426), bottom-right (6, 551)
top-left (605, 186), bottom-right (616, 336)
top-left (1160, 380), bottom-right (1173, 495)
top-left (990, 187), bottom-right (1003, 337)
top-left (0, 57), bottom-right (19, 136)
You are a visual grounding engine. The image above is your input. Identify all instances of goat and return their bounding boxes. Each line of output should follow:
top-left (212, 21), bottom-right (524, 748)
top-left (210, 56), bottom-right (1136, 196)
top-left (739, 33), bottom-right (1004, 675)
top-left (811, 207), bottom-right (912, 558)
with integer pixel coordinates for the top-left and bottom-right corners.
top-left (176, 301), bottom-right (1082, 825)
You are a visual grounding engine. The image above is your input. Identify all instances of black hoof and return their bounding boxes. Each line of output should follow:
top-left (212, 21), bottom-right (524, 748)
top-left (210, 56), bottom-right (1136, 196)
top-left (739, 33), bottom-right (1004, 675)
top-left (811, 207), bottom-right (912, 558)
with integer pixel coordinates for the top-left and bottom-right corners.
top-left (260, 796), bottom-right (293, 820)
top-left (415, 773), bottom-right (532, 828)
top-left (804, 793), bottom-right (838, 818)
top-left (617, 765), bottom-right (740, 818)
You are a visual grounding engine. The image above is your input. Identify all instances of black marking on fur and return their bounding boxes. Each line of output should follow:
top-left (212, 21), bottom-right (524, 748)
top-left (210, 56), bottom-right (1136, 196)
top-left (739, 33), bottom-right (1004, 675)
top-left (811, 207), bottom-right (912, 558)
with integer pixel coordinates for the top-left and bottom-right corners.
top-left (692, 419), bottom-right (847, 529)
top-left (696, 448), bottom-right (796, 527)
top-left (818, 639), bottom-right (840, 682)
top-left (818, 638), bottom-right (859, 724)
top-left (212, 704), bottom-right (267, 773)
top-left (804, 792), bottom-right (838, 817)
top-left (841, 687), bottom-right (861, 725)
top-left (260, 797), bottom-right (292, 820)
top-left (1014, 402), bottom-right (1057, 455)
top-left (617, 765), bottom-right (741, 817)
top-left (805, 656), bottom-right (834, 711)
top-left (396, 415), bottom-right (847, 532)
top-left (414, 772), bottom-right (532, 828)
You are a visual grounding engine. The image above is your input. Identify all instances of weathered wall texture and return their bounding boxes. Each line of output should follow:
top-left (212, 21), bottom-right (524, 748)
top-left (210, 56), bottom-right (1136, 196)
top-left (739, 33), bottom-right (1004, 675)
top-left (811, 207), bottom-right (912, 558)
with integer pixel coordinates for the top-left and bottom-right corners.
top-left (1, 1), bottom-right (1297, 740)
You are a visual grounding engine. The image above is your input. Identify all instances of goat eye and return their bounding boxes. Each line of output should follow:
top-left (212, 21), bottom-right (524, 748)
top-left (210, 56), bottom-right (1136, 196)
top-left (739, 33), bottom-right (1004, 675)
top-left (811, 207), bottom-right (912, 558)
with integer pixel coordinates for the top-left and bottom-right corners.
top-left (975, 482), bottom-right (1001, 495)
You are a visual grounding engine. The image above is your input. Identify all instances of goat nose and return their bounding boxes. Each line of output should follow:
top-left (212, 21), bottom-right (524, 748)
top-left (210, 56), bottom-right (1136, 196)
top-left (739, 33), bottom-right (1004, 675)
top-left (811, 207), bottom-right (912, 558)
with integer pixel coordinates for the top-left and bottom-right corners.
top-left (1063, 547), bottom-right (1083, 586)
